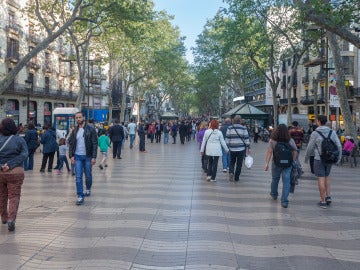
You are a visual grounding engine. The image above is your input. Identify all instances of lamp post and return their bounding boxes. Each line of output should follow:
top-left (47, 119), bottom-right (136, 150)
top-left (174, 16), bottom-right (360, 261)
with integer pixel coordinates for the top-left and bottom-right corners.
top-left (25, 76), bottom-right (33, 124)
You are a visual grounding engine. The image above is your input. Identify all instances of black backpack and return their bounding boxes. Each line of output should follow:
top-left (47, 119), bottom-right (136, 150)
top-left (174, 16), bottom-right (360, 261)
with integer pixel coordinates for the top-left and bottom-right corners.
top-left (273, 142), bottom-right (293, 168)
top-left (316, 130), bottom-right (339, 164)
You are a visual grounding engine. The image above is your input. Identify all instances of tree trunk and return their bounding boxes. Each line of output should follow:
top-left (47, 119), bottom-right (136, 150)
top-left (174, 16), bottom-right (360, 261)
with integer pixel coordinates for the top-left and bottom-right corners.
top-left (327, 33), bottom-right (358, 145)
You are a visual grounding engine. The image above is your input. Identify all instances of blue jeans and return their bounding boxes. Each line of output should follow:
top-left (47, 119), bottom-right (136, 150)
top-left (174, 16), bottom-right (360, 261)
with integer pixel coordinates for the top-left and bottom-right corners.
top-left (24, 149), bottom-right (35, 170)
top-left (271, 163), bottom-right (292, 205)
top-left (164, 133), bottom-right (169, 144)
top-left (221, 148), bottom-right (230, 170)
top-left (75, 155), bottom-right (93, 197)
top-left (129, 134), bottom-right (135, 148)
top-left (58, 155), bottom-right (70, 171)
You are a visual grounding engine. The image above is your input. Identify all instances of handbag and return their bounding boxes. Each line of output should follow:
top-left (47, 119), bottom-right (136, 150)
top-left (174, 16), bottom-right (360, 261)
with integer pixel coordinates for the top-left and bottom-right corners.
top-left (0, 135), bottom-right (14, 152)
top-left (245, 155), bottom-right (253, 169)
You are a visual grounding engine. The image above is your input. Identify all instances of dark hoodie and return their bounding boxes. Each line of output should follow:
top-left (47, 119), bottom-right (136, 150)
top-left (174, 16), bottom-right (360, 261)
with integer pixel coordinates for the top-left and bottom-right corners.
top-left (40, 128), bottom-right (58, 153)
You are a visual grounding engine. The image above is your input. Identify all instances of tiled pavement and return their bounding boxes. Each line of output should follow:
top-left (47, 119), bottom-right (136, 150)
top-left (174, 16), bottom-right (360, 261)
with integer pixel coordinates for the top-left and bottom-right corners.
top-left (0, 138), bottom-right (359, 270)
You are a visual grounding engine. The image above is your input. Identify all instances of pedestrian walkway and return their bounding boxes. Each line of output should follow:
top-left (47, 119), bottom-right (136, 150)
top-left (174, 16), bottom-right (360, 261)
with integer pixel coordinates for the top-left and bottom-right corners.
top-left (0, 139), bottom-right (359, 269)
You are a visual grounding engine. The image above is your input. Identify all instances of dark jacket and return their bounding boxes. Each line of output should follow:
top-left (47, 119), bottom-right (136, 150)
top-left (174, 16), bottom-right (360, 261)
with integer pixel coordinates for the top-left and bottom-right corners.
top-left (138, 124), bottom-right (146, 137)
top-left (220, 123), bottom-right (230, 139)
top-left (40, 129), bottom-right (58, 153)
top-left (0, 135), bottom-right (28, 169)
top-left (179, 123), bottom-right (188, 137)
top-left (68, 124), bottom-right (98, 159)
top-left (24, 128), bottom-right (39, 151)
top-left (108, 124), bottom-right (124, 142)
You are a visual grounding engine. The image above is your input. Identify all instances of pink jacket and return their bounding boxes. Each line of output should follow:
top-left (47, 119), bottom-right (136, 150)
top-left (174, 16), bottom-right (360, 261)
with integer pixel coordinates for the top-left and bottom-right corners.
top-left (343, 140), bottom-right (355, 152)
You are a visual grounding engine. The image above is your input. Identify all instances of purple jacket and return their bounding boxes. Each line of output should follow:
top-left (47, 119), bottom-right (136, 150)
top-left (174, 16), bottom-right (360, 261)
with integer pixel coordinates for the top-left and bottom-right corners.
top-left (196, 128), bottom-right (207, 150)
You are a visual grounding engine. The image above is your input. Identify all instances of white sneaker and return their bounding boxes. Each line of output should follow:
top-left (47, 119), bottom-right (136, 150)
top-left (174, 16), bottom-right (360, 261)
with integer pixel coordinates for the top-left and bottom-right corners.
top-left (76, 196), bottom-right (84, 205)
top-left (210, 179), bottom-right (216, 182)
top-left (223, 169), bottom-right (227, 173)
top-left (206, 176), bottom-right (211, 181)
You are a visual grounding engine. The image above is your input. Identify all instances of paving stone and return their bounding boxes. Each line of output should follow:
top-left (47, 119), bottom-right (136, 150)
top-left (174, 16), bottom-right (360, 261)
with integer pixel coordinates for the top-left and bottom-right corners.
top-left (0, 140), bottom-right (359, 269)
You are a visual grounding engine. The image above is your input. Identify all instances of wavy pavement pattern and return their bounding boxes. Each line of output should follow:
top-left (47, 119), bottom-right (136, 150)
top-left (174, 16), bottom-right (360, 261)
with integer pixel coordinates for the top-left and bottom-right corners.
top-left (0, 141), bottom-right (359, 269)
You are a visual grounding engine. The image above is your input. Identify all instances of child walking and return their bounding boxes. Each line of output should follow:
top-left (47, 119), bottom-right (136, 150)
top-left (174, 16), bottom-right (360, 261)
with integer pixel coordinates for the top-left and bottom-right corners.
top-left (57, 138), bottom-right (71, 174)
top-left (98, 130), bottom-right (111, 169)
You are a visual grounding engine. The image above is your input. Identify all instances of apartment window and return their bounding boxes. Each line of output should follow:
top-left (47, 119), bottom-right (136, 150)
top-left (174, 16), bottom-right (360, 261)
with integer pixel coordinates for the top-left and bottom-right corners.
top-left (29, 22), bottom-right (34, 35)
top-left (7, 38), bottom-right (19, 58)
top-left (45, 77), bottom-right (50, 91)
top-left (8, 11), bottom-right (15, 25)
top-left (342, 56), bottom-right (354, 75)
top-left (59, 79), bottom-right (64, 91)
top-left (341, 41), bottom-right (349, 51)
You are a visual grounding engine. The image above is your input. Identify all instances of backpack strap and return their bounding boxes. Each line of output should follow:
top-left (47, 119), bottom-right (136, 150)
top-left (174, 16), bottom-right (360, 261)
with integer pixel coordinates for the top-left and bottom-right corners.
top-left (315, 130), bottom-right (326, 139)
top-left (315, 130), bottom-right (332, 155)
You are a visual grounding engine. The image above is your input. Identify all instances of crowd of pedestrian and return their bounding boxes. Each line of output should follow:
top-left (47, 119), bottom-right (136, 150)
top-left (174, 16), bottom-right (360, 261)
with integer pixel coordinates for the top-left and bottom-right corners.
top-left (0, 112), bottom-right (348, 233)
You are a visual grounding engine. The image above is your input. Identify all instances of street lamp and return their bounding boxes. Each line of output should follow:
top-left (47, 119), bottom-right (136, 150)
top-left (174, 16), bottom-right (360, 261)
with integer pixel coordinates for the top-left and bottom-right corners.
top-left (25, 76), bottom-right (33, 124)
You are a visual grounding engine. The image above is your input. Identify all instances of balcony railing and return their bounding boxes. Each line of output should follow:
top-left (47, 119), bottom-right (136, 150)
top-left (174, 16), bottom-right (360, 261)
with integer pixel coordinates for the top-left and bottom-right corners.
top-left (4, 82), bottom-right (78, 101)
top-left (279, 98), bottom-right (298, 105)
top-left (300, 96), bottom-right (324, 105)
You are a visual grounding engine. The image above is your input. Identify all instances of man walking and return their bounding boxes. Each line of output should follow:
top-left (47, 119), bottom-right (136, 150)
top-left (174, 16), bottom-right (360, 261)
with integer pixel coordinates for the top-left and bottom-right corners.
top-left (128, 118), bottom-right (137, 149)
top-left (108, 119), bottom-right (124, 159)
top-left (68, 112), bottom-right (98, 205)
top-left (225, 116), bottom-right (251, 182)
top-left (138, 120), bottom-right (147, 153)
top-left (155, 121), bottom-right (163, 143)
top-left (304, 115), bottom-right (342, 209)
top-left (289, 121), bottom-right (304, 151)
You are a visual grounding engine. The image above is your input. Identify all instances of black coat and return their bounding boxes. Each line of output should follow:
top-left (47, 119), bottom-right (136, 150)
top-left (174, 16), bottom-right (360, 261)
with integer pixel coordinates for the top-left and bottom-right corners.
top-left (108, 124), bottom-right (124, 142)
top-left (24, 128), bottom-right (39, 151)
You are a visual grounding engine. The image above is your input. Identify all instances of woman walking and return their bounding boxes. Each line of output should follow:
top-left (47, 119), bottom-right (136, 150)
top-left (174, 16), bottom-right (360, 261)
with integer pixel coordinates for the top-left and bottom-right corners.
top-left (265, 124), bottom-right (298, 208)
top-left (23, 122), bottom-right (39, 171)
top-left (200, 119), bottom-right (228, 182)
top-left (0, 118), bottom-right (28, 231)
top-left (196, 121), bottom-right (208, 173)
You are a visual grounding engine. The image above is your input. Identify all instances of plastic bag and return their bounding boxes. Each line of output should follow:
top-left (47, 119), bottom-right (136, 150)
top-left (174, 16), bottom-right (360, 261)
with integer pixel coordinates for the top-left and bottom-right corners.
top-left (245, 155), bottom-right (253, 169)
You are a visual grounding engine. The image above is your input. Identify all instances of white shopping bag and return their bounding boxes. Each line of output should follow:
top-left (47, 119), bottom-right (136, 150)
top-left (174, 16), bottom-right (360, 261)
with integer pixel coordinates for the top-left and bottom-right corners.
top-left (245, 155), bottom-right (253, 169)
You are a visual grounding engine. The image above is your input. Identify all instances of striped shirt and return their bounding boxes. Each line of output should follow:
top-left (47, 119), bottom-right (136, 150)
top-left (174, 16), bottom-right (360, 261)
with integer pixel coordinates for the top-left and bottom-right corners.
top-left (225, 124), bottom-right (251, 152)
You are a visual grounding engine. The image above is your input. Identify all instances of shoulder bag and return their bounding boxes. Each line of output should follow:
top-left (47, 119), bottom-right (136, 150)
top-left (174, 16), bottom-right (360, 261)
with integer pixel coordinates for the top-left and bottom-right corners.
top-left (0, 135), bottom-right (14, 152)
top-left (203, 130), bottom-right (214, 153)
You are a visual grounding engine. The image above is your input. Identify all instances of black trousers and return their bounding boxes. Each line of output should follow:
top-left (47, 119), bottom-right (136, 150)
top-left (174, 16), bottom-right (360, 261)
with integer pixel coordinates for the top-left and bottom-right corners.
top-left (207, 156), bottom-right (219, 180)
top-left (229, 150), bottom-right (246, 181)
top-left (41, 152), bottom-right (55, 171)
top-left (112, 141), bottom-right (122, 158)
top-left (139, 135), bottom-right (146, 151)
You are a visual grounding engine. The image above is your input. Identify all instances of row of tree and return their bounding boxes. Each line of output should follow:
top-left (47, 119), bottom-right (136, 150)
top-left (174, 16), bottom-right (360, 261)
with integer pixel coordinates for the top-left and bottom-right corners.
top-left (192, 0), bottom-right (360, 142)
top-left (0, 0), bottom-right (194, 122)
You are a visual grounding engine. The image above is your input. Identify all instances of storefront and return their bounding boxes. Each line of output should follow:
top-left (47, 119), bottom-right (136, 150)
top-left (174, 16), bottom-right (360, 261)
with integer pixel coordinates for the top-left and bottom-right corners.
top-left (44, 102), bottom-right (52, 125)
top-left (28, 101), bottom-right (37, 124)
top-left (6, 99), bottom-right (20, 126)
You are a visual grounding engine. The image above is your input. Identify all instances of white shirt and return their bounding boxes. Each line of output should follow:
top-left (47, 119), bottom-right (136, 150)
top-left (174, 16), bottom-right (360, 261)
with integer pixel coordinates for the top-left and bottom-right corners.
top-left (128, 123), bottom-right (137, 135)
top-left (75, 128), bottom-right (86, 155)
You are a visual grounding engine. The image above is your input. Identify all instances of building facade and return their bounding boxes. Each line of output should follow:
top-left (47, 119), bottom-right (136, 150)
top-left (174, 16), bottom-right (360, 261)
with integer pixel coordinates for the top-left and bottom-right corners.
top-left (0, 0), bottom-right (110, 127)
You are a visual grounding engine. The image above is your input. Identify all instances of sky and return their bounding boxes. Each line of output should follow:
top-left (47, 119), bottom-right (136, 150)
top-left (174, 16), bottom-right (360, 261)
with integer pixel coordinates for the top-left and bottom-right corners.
top-left (152, 0), bottom-right (226, 63)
